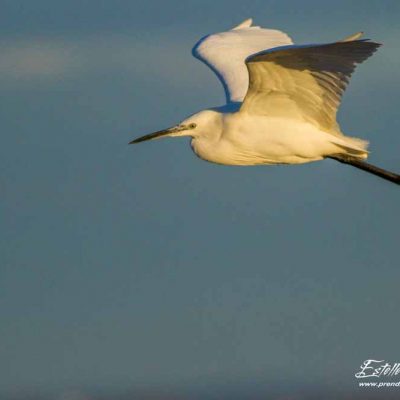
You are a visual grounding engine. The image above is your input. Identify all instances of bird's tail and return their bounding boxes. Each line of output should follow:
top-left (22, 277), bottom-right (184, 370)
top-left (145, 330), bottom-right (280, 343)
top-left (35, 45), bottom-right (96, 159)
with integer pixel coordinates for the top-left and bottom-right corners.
top-left (329, 135), bottom-right (369, 159)
top-left (328, 154), bottom-right (400, 185)
top-left (344, 136), bottom-right (370, 158)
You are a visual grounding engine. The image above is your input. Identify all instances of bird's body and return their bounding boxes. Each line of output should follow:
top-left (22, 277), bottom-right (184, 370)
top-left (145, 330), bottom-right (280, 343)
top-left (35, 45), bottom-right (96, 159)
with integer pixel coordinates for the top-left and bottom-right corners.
top-left (189, 106), bottom-right (365, 166)
top-left (131, 18), bottom-right (400, 184)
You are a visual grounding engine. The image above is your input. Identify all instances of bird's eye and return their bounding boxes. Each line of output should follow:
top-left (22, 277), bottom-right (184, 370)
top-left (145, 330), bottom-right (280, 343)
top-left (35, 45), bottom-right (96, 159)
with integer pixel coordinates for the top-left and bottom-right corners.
top-left (189, 123), bottom-right (197, 129)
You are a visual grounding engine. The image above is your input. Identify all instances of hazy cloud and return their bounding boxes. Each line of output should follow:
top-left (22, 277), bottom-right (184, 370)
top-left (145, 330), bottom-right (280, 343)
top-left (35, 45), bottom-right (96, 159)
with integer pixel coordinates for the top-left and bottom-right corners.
top-left (0, 27), bottom-right (398, 90)
top-left (0, 34), bottom-right (198, 88)
top-left (0, 38), bottom-right (80, 82)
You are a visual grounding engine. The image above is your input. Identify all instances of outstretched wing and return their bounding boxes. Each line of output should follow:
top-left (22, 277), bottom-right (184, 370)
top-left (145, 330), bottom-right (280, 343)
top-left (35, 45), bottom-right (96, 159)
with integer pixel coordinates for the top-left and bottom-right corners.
top-left (240, 39), bottom-right (381, 135)
top-left (192, 18), bottom-right (293, 104)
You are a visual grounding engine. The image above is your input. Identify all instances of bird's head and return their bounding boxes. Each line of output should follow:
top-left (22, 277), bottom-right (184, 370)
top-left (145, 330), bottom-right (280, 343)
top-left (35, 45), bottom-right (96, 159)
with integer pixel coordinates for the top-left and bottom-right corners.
top-left (129, 109), bottom-right (220, 144)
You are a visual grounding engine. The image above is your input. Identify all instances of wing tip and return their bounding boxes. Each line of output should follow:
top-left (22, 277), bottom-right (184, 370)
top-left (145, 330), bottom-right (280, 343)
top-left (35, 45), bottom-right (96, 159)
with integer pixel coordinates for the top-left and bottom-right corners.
top-left (232, 18), bottom-right (253, 30)
top-left (339, 33), bottom-right (383, 50)
top-left (351, 39), bottom-right (383, 53)
top-left (340, 31), bottom-right (364, 42)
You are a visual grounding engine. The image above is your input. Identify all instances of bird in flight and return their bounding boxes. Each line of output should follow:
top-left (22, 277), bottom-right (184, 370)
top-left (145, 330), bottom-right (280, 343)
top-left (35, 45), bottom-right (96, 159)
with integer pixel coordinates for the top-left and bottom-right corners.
top-left (130, 18), bottom-right (399, 185)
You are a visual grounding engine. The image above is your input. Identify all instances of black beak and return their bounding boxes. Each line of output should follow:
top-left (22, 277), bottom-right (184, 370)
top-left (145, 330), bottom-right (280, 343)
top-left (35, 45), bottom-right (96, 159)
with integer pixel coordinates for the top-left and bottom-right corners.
top-left (129, 127), bottom-right (178, 144)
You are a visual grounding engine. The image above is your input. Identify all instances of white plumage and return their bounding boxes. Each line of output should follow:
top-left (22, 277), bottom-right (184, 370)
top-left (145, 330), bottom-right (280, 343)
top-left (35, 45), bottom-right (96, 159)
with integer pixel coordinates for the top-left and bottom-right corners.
top-left (192, 18), bottom-right (293, 103)
top-left (131, 19), bottom-right (400, 184)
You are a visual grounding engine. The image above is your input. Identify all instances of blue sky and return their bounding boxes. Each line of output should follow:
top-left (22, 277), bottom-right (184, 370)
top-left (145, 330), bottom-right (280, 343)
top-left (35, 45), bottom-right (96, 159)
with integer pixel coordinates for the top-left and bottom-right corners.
top-left (1, 1), bottom-right (400, 399)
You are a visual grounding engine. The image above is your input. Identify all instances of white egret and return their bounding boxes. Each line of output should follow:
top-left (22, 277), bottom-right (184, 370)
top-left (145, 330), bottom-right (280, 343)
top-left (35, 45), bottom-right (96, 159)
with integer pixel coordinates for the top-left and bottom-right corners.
top-left (131, 19), bottom-right (399, 185)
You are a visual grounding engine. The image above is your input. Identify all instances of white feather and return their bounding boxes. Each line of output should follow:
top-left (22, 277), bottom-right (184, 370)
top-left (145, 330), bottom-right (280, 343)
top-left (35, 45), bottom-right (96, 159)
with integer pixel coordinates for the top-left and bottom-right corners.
top-left (192, 18), bottom-right (293, 104)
